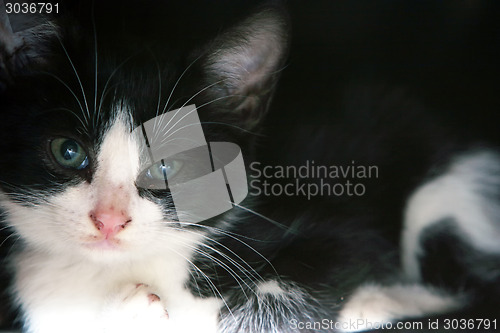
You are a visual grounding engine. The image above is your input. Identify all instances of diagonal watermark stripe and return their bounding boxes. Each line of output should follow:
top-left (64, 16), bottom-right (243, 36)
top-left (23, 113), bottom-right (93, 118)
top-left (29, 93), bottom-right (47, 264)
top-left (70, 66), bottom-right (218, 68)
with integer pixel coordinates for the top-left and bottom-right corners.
top-left (134, 105), bottom-right (248, 223)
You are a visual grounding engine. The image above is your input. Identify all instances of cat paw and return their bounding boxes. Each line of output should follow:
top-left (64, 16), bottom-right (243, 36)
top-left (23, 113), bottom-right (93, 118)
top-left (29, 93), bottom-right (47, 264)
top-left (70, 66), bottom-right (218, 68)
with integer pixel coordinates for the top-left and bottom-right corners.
top-left (337, 284), bottom-right (461, 332)
top-left (119, 283), bottom-right (169, 318)
top-left (102, 283), bottom-right (170, 333)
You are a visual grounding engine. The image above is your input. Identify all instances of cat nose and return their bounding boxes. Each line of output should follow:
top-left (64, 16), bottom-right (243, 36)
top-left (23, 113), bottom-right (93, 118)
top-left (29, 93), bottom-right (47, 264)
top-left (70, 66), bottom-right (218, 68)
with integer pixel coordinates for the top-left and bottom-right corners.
top-left (89, 209), bottom-right (132, 238)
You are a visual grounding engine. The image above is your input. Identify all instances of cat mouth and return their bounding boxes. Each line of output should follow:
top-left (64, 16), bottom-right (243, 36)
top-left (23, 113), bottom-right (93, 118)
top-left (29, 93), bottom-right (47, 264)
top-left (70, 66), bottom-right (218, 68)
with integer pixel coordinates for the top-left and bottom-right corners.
top-left (83, 238), bottom-right (122, 250)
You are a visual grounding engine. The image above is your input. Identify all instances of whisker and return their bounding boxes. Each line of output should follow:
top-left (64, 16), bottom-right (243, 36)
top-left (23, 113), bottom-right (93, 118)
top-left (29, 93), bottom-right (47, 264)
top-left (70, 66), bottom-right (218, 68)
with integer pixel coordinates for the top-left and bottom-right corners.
top-left (43, 107), bottom-right (88, 130)
top-left (97, 55), bottom-right (137, 124)
top-left (154, 99), bottom-right (198, 143)
top-left (156, 93), bottom-right (250, 142)
top-left (158, 232), bottom-right (262, 309)
top-left (39, 72), bottom-right (89, 129)
top-left (187, 245), bottom-right (251, 300)
top-left (163, 225), bottom-right (265, 288)
top-left (196, 94), bottom-right (247, 111)
top-left (233, 203), bottom-right (291, 232)
top-left (162, 220), bottom-right (279, 279)
top-left (47, 22), bottom-right (91, 125)
top-left (0, 232), bottom-right (20, 249)
top-left (199, 121), bottom-right (265, 136)
top-left (166, 246), bottom-right (236, 320)
top-left (158, 52), bottom-right (206, 128)
top-left (92, 0), bottom-right (98, 128)
top-left (157, 123), bottom-right (207, 146)
top-left (177, 78), bottom-right (229, 111)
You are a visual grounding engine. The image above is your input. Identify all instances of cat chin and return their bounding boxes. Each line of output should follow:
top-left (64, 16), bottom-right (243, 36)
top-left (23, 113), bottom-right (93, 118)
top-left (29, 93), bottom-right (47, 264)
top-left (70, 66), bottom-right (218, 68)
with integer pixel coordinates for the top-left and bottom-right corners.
top-left (79, 249), bottom-right (136, 264)
top-left (75, 243), bottom-right (149, 264)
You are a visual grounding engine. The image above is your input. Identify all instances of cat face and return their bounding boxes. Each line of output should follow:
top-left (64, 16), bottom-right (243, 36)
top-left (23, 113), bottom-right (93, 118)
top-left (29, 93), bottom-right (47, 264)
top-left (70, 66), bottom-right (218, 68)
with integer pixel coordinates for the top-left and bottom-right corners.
top-left (2, 112), bottom-right (180, 261)
top-left (0, 3), bottom-right (288, 262)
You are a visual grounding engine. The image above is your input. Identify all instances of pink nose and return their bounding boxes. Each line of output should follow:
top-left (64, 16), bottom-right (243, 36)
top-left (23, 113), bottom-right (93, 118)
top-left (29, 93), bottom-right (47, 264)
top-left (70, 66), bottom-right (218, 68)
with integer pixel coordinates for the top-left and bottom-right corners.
top-left (89, 209), bottom-right (132, 239)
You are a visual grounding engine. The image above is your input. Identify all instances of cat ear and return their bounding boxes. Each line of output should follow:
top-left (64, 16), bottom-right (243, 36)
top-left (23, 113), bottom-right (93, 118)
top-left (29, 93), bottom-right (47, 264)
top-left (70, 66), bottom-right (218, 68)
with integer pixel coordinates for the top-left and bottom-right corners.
top-left (202, 7), bottom-right (289, 130)
top-left (0, 7), bottom-right (58, 89)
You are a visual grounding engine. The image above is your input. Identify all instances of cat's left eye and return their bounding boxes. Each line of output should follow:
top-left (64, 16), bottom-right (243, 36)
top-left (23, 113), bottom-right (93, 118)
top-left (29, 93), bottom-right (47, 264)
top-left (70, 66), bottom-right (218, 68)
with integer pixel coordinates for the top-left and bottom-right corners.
top-left (144, 160), bottom-right (183, 181)
top-left (50, 138), bottom-right (89, 170)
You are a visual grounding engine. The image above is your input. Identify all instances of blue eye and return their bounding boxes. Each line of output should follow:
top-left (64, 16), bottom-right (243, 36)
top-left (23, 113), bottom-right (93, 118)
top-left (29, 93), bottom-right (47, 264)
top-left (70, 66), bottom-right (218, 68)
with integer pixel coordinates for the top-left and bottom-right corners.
top-left (50, 138), bottom-right (89, 170)
top-left (145, 160), bottom-right (183, 180)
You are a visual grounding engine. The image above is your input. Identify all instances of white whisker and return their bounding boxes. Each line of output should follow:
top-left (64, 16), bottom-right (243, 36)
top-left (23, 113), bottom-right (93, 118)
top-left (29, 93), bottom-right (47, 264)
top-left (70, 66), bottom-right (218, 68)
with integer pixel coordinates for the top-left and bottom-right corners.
top-left (48, 22), bottom-right (91, 126)
top-left (40, 72), bottom-right (89, 130)
top-left (92, 0), bottom-right (98, 128)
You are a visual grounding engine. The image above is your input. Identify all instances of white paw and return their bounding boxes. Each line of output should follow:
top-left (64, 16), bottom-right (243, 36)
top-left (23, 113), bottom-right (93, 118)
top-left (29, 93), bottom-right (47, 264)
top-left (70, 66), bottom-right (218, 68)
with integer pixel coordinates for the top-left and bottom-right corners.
top-left (102, 283), bottom-right (170, 333)
top-left (337, 284), bottom-right (462, 332)
top-left (337, 286), bottom-right (397, 332)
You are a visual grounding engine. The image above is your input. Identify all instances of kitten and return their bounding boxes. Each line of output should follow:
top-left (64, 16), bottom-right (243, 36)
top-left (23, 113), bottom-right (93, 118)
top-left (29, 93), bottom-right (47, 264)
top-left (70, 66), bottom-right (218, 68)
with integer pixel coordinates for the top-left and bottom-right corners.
top-left (1, 1), bottom-right (499, 332)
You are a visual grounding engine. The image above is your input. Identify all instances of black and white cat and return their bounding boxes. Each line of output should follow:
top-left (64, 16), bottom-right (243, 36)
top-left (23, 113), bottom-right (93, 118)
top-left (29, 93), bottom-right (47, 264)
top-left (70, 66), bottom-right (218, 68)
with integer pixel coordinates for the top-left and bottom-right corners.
top-left (0, 1), bottom-right (499, 332)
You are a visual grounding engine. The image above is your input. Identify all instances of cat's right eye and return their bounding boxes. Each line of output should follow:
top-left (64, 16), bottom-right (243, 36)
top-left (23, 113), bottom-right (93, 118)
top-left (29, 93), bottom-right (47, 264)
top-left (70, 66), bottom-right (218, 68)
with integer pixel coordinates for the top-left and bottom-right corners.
top-left (50, 138), bottom-right (89, 170)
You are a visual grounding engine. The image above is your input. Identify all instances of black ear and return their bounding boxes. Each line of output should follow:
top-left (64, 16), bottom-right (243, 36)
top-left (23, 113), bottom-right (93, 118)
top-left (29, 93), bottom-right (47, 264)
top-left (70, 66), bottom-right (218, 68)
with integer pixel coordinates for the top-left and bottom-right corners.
top-left (202, 6), bottom-right (289, 130)
top-left (0, 2), bottom-right (58, 89)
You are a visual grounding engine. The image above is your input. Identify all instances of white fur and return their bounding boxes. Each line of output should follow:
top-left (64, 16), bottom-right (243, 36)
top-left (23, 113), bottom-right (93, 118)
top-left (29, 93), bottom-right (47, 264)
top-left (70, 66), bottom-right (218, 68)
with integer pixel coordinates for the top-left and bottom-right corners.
top-left (338, 284), bottom-right (462, 332)
top-left (256, 280), bottom-right (285, 297)
top-left (402, 150), bottom-right (500, 280)
top-left (1, 112), bottom-right (222, 333)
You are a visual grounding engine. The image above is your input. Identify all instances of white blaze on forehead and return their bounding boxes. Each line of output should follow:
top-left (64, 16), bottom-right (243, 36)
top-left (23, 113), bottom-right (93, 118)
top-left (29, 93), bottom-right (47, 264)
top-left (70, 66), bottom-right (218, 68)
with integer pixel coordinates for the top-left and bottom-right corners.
top-left (96, 113), bottom-right (141, 186)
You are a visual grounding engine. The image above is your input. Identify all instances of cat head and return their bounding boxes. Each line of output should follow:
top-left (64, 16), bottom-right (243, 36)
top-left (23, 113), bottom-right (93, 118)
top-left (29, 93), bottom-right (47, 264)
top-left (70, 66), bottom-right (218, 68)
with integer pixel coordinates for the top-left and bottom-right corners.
top-left (0, 1), bottom-right (288, 262)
